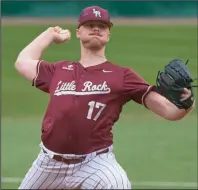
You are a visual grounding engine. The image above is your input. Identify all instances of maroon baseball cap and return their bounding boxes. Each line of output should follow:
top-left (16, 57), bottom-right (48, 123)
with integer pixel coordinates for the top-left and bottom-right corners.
top-left (78, 6), bottom-right (113, 28)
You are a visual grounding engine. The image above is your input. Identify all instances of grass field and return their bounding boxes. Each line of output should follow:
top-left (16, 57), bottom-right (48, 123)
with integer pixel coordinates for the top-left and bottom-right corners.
top-left (2, 22), bottom-right (197, 189)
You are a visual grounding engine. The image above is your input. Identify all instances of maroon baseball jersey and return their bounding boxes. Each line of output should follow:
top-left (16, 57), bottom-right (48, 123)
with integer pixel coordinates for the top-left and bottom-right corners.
top-left (33, 60), bottom-right (152, 154)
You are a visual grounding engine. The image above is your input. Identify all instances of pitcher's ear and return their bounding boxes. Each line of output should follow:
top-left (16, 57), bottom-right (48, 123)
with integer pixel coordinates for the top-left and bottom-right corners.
top-left (107, 33), bottom-right (111, 41)
top-left (76, 29), bottom-right (80, 38)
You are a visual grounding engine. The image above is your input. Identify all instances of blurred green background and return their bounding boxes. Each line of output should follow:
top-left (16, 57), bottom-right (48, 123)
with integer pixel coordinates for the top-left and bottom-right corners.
top-left (1, 1), bottom-right (197, 189)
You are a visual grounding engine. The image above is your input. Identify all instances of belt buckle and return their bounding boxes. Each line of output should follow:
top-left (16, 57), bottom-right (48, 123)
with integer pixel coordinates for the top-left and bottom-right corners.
top-left (63, 155), bottom-right (85, 161)
top-left (62, 156), bottom-right (73, 160)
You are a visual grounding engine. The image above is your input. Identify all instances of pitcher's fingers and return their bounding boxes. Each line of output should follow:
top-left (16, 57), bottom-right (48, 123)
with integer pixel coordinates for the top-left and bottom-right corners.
top-left (180, 92), bottom-right (191, 101)
top-left (183, 88), bottom-right (191, 94)
top-left (180, 97), bottom-right (187, 101)
top-left (54, 26), bottom-right (62, 32)
top-left (180, 94), bottom-right (186, 98)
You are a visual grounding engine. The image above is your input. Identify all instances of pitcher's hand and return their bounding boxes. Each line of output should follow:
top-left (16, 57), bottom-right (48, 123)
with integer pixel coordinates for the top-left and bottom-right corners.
top-left (47, 26), bottom-right (71, 44)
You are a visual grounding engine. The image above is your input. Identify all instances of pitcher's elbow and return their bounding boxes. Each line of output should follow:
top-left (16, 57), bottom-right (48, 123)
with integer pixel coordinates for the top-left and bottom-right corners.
top-left (163, 112), bottom-right (186, 121)
top-left (15, 59), bottom-right (20, 70)
top-left (15, 58), bottom-right (28, 76)
top-left (15, 59), bottom-right (22, 72)
top-left (165, 116), bottom-right (183, 121)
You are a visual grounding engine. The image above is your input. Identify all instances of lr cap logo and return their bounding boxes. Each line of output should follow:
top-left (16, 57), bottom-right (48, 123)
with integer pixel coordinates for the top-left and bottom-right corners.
top-left (93, 9), bottom-right (101, 17)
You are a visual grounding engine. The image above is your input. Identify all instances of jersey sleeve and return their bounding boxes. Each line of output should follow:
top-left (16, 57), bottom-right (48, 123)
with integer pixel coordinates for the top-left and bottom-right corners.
top-left (122, 68), bottom-right (156, 105)
top-left (32, 60), bottom-right (56, 93)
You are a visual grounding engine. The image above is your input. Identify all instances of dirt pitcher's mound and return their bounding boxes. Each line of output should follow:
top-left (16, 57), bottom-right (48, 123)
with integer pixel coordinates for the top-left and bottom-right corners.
top-left (2, 17), bottom-right (197, 26)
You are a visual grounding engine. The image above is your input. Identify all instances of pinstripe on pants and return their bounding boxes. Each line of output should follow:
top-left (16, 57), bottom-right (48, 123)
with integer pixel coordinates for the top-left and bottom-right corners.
top-left (19, 150), bottom-right (131, 189)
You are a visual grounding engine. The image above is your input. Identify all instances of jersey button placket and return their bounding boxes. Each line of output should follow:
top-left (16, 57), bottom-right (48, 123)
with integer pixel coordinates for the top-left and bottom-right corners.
top-left (76, 74), bottom-right (84, 98)
top-left (79, 74), bottom-right (84, 96)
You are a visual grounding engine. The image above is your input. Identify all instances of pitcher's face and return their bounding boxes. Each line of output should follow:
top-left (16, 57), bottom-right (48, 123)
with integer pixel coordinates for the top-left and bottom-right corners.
top-left (76, 21), bottom-right (110, 50)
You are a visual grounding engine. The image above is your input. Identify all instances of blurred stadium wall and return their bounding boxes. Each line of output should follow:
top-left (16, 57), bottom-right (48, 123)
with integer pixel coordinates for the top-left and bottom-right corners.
top-left (1, 1), bottom-right (197, 18)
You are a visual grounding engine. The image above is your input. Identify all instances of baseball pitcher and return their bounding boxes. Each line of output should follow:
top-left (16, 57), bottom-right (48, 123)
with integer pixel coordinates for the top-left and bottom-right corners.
top-left (15, 5), bottom-right (197, 189)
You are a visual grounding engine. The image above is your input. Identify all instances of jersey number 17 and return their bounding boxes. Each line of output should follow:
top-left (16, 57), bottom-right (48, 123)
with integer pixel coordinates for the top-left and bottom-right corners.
top-left (87, 101), bottom-right (106, 121)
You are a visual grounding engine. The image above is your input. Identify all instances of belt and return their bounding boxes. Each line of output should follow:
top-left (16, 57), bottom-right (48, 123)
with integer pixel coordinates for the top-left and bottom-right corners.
top-left (43, 148), bottom-right (109, 164)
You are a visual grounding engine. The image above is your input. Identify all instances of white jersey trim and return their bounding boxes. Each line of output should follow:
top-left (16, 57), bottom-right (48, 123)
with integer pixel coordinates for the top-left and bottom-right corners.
top-left (32, 60), bottom-right (42, 86)
top-left (54, 90), bottom-right (110, 96)
top-left (141, 85), bottom-right (152, 108)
